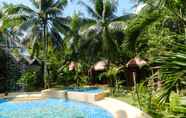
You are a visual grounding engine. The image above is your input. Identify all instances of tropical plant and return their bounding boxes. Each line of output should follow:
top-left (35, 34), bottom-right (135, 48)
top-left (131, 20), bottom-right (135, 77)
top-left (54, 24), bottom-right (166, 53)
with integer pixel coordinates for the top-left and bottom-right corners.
top-left (63, 13), bottom-right (89, 61)
top-left (79, 0), bottom-right (131, 61)
top-left (125, 0), bottom-right (186, 59)
top-left (156, 43), bottom-right (186, 104)
top-left (17, 70), bottom-right (37, 91)
top-left (104, 64), bottom-right (125, 95)
top-left (137, 0), bottom-right (186, 24)
top-left (3, 0), bottom-right (70, 88)
top-left (121, 1), bottom-right (170, 59)
top-left (136, 80), bottom-right (186, 118)
top-left (127, 0), bottom-right (186, 108)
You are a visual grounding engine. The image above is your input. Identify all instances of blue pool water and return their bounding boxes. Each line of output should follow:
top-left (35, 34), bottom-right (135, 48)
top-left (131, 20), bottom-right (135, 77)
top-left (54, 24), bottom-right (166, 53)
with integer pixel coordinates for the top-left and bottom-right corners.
top-left (0, 98), bottom-right (112, 118)
top-left (65, 87), bottom-right (103, 93)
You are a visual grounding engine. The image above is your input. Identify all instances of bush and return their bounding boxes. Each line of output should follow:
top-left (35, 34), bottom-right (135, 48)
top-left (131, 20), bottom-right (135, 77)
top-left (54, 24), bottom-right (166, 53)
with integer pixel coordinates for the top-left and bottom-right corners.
top-left (56, 62), bottom-right (90, 87)
top-left (17, 70), bottom-right (37, 91)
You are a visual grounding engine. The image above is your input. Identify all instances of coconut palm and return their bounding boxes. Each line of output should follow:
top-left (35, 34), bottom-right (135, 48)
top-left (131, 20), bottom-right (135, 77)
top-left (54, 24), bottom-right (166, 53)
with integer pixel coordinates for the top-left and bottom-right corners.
top-left (3, 0), bottom-right (70, 88)
top-left (63, 13), bottom-right (84, 60)
top-left (79, 0), bottom-right (133, 61)
top-left (137, 0), bottom-right (186, 23)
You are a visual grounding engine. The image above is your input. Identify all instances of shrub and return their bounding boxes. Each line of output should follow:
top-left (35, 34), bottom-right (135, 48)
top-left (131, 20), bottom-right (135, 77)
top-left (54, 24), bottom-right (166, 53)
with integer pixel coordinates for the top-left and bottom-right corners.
top-left (17, 70), bottom-right (37, 91)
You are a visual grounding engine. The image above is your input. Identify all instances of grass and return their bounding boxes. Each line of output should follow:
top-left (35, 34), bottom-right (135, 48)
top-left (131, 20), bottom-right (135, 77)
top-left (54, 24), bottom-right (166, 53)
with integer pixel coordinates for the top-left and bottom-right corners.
top-left (111, 92), bottom-right (139, 107)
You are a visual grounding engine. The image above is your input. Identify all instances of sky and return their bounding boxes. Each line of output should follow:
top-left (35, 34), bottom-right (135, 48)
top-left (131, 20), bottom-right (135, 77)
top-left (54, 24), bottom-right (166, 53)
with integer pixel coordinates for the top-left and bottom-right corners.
top-left (0, 0), bottom-right (135, 17)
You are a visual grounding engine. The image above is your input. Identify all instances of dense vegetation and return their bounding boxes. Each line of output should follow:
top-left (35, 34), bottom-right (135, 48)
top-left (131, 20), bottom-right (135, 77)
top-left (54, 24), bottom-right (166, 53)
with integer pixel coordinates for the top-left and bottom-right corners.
top-left (0, 0), bottom-right (186, 117)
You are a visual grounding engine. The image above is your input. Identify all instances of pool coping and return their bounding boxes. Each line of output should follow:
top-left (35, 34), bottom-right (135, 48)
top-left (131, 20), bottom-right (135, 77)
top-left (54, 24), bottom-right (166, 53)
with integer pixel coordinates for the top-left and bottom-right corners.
top-left (93, 97), bottom-right (151, 118)
top-left (0, 91), bottom-right (151, 118)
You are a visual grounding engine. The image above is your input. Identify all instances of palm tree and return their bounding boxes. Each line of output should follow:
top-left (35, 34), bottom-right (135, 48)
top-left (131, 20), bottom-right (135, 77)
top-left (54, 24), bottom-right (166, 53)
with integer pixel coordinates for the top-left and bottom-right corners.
top-left (63, 13), bottom-right (83, 60)
top-left (3, 0), bottom-right (70, 88)
top-left (79, 0), bottom-right (132, 62)
top-left (137, 0), bottom-right (186, 24)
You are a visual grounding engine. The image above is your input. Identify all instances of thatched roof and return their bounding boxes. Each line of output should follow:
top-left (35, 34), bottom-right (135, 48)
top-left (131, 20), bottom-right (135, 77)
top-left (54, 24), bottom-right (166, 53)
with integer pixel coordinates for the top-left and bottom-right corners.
top-left (94, 60), bottom-right (108, 71)
top-left (68, 61), bottom-right (76, 71)
top-left (126, 57), bottom-right (147, 69)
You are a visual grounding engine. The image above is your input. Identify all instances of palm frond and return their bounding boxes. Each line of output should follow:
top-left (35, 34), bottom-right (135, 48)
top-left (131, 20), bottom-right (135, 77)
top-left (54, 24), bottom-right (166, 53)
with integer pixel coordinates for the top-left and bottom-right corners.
top-left (79, 1), bottom-right (100, 19)
top-left (52, 0), bottom-right (68, 10)
top-left (112, 14), bottom-right (136, 21)
top-left (50, 28), bottom-right (63, 48)
top-left (18, 18), bottom-right (37, 31)
top-left (103, 0), bottom-right (118, 19)
top-left (108, 21), bottom-right (127, 31)
top-left (156, 43), bottom-right (186, 104)
top-left (30, 0), bottom-right (39, 9)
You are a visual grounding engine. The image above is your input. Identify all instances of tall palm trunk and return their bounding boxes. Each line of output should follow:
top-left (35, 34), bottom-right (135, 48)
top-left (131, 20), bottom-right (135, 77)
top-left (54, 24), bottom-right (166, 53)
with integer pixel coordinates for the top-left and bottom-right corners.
top-left (43, 21), bottom-right (49, 89)
top-left (102, 26), bottom-right (116, 61)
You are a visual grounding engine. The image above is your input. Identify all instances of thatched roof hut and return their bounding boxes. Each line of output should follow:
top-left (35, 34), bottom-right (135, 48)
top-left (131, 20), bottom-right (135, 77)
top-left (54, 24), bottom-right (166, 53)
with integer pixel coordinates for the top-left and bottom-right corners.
top-left (93, 60), bottom-right (108, 71)
top-left (126, 57), bottom-right (147, 69)
top-left (68, 61), bottom-right (76, 71)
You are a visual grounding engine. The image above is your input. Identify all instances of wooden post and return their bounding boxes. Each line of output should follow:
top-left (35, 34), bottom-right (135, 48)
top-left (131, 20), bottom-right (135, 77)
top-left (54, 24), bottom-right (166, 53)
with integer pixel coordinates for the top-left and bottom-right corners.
top-left (133, 72), bottom-right (136, 87)
top-left (133, 71), bottom-right (142, 110)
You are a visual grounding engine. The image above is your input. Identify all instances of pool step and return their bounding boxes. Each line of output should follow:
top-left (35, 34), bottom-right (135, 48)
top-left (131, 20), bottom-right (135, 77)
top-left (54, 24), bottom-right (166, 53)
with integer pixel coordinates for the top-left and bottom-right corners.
top-left (9, 97), bottom-right (42, 103)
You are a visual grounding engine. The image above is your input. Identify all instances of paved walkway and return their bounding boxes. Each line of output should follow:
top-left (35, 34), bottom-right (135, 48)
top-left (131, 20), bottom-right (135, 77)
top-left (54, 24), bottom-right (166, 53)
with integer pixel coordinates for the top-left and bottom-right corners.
top-left (93, 97), bottom-right (151, 118)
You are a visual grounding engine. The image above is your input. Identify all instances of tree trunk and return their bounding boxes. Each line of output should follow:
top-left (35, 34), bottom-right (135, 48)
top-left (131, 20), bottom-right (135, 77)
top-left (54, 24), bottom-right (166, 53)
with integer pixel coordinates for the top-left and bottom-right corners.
top-left (43, 22), bottom-right (49, 89)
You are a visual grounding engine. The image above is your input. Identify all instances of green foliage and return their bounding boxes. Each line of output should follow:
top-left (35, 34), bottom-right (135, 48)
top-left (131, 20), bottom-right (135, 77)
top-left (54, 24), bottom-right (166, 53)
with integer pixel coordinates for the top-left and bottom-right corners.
top-left (103, 64), bottom-right (125, 95)
top-left (132, 81), bottom-right (186, 118)
top-left (79, 0), bottom-right (130, 61)
top-left (55, 62), bottom-right (90, 87)
top-left (154, 43), bottom-right (186, 104)
top-left (2, 0), bottom-right (71, 88)
top-left (169, 93), bottom-right (186, 117)
top-left (1, 2), bottom-right (186, 118)
top-left (122, 8), bottom-right (160, 57)
top-left (17, 70), bottom-right (37, 91)
top-left (125, 0), bottom-right (186, 61)
top-left (57, 64), bottom-right (75, 85)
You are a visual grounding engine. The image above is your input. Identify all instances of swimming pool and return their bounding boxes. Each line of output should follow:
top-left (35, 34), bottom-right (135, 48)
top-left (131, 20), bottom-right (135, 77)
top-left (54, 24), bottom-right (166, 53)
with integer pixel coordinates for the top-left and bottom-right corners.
top-left (0, 98), bottom-right (112, 118)
top-left (65, 87), bottom-right (103, 93)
